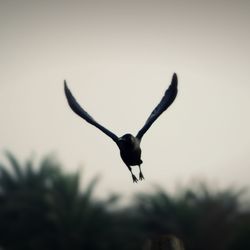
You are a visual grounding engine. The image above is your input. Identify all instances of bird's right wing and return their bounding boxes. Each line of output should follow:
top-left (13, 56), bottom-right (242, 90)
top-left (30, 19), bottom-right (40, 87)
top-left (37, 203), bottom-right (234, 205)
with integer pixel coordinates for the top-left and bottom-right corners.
top-left (64, 81), bottom-right (119, 143)
top-left (136, 73), bottom-right (178, 141)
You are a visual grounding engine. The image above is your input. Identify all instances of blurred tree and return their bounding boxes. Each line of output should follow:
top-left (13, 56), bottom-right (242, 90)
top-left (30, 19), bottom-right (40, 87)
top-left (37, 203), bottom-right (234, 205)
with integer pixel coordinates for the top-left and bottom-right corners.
top-left (228, 212), bottom-right (250, 250)
top-left (0, 152), bottom-right (60, 250)
top-left (131, 183), bottom-right (249, 250)
top-left (1, 152), bottom-right (250, 250)
top-left (0, 152), bottom-right (117, 250)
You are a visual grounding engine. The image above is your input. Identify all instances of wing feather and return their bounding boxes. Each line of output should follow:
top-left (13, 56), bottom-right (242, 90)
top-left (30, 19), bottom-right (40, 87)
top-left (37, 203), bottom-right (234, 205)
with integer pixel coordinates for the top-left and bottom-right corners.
top-left (136, 73), bottom-right (178, 140)
top-left (64, 81), bottom-right (119, 143)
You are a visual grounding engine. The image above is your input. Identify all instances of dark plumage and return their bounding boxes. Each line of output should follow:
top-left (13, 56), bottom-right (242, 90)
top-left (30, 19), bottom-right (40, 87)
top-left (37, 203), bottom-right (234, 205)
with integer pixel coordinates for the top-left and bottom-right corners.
top-left (64, 73), bottom-right (178, 183)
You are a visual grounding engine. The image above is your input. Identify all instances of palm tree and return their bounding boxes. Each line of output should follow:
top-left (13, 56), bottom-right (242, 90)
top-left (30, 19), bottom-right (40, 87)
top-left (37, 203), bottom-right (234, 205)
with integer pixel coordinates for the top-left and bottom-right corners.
top-left (131, 183), bottom-right (246, 250)
top-left (0, 152), bottom-right (117, 250)
top-left (1, 153), bottom-right (250, 250)
top-left (0, 152), bottom-right (66, 249)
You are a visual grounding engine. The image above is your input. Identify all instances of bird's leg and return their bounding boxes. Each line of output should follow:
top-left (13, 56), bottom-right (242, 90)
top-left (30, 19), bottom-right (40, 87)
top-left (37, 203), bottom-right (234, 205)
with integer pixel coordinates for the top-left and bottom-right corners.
top-left (138, 165), bottom-right (145, 180)
top-left (127, 165), bottom-right (138, 183)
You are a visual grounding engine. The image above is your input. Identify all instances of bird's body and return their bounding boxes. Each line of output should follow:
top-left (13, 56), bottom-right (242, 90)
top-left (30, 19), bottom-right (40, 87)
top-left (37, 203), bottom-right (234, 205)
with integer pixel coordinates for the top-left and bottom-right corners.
top-left (117, 134), bottom-right (143, 182)
top-left (64, 73), bottom-right (178, 183)
top-left (118, 134), bottom-right (141, 166)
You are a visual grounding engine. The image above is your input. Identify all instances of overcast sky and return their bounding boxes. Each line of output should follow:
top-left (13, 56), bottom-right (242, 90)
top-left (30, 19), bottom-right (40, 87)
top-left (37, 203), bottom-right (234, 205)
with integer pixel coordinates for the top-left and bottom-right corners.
top-left (1, 0), bottom-right (250, 198)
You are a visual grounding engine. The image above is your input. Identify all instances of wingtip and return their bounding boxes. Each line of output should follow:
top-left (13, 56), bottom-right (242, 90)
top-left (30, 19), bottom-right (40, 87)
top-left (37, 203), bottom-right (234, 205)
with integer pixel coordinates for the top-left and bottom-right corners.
top-left (172, 72), bottom-right (178, 86)
top-left (64, 80), bottom-right (70, 93)
top-left (64, 80), bottom-right (71, 98)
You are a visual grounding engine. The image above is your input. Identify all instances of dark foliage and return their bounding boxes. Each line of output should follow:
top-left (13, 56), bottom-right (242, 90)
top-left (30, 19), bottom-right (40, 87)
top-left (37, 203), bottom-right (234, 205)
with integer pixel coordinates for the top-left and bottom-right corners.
top-left (0, 152), bottom-right (250, 250)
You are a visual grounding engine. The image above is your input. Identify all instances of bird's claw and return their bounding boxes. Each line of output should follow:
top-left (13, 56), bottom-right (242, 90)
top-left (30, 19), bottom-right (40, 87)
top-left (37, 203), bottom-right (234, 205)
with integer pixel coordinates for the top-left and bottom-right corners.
top-left (139, 172), bottom-right (145, 181)
top-left (132, 174), bottom-right (138, 183)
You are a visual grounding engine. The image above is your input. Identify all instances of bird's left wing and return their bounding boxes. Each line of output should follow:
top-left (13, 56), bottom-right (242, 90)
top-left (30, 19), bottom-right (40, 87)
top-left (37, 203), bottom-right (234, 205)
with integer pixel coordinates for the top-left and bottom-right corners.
top-left (64, 81), bottom-right (119, 143)
top-left (136, 73), bottom-right (178, 141)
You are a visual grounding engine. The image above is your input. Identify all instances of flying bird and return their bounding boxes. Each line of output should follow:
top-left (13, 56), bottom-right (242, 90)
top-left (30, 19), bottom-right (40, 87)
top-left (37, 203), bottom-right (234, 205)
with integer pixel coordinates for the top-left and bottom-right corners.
top-left (64, 73), bottom-right (178, 183)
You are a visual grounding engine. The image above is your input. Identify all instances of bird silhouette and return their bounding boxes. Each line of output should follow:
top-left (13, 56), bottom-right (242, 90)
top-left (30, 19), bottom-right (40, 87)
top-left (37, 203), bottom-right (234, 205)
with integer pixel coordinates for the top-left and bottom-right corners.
top-left (64, 73), bottom-right (178, 183)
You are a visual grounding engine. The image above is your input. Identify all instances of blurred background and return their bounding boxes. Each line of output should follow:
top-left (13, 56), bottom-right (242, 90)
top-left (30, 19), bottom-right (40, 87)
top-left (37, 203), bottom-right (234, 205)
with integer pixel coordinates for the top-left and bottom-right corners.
top-left (0, 1), bottom-right (250, 249)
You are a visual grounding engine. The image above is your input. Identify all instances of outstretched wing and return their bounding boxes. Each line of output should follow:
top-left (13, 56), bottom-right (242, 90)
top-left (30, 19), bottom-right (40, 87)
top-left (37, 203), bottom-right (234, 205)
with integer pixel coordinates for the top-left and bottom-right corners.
top-left (136, 73), bottom-right (178, 140)
top-left (64, 80), bottom-right (119, 143)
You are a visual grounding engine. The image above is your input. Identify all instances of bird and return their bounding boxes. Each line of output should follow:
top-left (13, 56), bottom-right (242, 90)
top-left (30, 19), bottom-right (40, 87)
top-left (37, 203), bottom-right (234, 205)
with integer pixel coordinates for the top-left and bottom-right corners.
top-left (64, 73), bottom-right (178, 183)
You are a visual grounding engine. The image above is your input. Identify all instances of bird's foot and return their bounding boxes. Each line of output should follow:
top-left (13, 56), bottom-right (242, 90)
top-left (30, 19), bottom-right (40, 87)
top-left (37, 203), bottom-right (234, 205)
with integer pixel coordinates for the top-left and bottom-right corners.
top-left (132, 174), bottom-right (138, 183)
top-left (139, 172), bottom-right (145, 181)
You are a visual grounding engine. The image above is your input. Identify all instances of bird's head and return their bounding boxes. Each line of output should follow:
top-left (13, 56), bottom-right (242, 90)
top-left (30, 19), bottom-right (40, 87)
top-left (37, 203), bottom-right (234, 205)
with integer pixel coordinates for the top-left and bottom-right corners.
top-left (118, 134), bottom-right (136, 147)
top-left (119, 133), bottom-right (133, 142)
top-left (118, 134), bottom-right (141, 151)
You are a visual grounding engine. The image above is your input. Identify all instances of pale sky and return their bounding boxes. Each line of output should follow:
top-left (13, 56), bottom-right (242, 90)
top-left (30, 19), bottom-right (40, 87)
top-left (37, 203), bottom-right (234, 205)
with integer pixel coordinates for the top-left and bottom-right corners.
top-left (1, 0), bottom-right (250, 198)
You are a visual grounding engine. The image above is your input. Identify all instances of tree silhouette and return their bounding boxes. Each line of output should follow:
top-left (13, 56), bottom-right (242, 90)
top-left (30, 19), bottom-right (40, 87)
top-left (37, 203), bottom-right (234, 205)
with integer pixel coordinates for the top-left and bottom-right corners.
top-left (0, 152), bottom-right (116, 250)
top-left (0, 153), bottom-right (61, 248)
top-left (130, 183), bottom-right (250, 250)
top-left (1, 152), bottom-right (250, 250)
